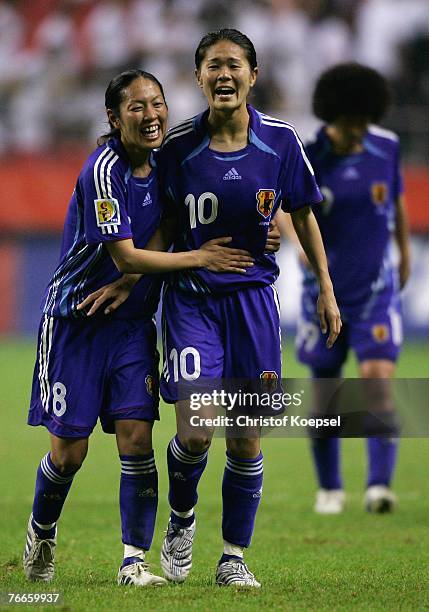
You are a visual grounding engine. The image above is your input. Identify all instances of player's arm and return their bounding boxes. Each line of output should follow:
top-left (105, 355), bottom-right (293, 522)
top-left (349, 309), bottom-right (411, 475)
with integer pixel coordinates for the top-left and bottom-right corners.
top-left (275, 209), bottom-right (310, 265)
top-left (394, 194), bottom-right (411, 289)
top-left (290, 205), bottom-right (341, 348)
top-left (77, 273), bottom-right (141, 316)
top-left (264, 214), bottom-right (281, 253)
top-left (78, 237), bottom-right (254, 315)
top-left (106, 237), bottom-right (254, 275)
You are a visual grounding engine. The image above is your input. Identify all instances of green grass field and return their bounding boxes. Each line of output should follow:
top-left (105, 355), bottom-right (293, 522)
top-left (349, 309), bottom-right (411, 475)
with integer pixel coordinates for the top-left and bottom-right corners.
top-left (0, 338), bottom-right (428, 611)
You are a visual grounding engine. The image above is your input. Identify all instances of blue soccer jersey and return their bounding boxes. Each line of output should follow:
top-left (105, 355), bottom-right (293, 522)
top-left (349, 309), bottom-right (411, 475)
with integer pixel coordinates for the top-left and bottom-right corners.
top-left (159, 105), bottom-right (322, 294)
top-left (303, 125), bottom-right (404, 314)
top-left (42, 137), bottom-right (163, 320)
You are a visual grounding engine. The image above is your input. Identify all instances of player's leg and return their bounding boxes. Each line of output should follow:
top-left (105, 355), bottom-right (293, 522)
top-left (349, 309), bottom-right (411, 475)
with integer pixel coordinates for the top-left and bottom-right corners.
top-left (359, 359), bottom-right (399, 512)
top-left (114, 419), bottom-right (166, 586)
top-left (296, 309), bottom-right (348, 513)
top-left (160, 402), bottom-right (214, 582)
top-left (310, 367), bottom-right (346, 514)
top-left (101, 318), bottom-right (165, 586)
top-left (352, 299), bottom-right (402, 512)
top-left (215, 285), bottom-right (280, 587)
top-left (160, 288), bottom-right (222, 582)
top-left (25, 434), bottom-right (88, 582)
top-left (216, 436), bottom-right (262, 587)
top-left (25, 315), bottom-right (106, 581)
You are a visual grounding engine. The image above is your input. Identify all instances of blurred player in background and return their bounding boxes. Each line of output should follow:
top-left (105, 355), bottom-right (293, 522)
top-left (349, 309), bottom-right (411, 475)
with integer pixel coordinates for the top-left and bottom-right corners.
top-left (289, 63), bottom-right (410, 514)
top-left (23, 69), bottom-right (254, 587)
top-left (157, 29), bottom-right (341, 587)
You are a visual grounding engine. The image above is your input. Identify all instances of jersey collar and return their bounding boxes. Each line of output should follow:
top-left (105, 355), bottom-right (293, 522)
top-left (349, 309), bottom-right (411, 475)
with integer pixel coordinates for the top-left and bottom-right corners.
top-left (193, 104), bottom-right (261, 142)
top-left (317, 126), bottom-right (372, 156)
top-left (108, 136), bottom-right (157, 168)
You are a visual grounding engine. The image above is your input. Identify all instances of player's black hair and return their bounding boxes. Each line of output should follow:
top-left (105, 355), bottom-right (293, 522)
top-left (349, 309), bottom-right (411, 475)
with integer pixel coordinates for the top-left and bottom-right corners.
top-left (98, 69), bottom-right (166, 145)
top-left (312, 63), bottom-right (391, 123)
top-left (195, 28), bottom-right (257, 70)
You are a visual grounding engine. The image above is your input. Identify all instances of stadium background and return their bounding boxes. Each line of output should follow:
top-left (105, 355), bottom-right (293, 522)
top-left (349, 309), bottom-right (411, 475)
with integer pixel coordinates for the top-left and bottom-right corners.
top-left (0, 0), bottom-right (429, 336)
top-left (1, 1), bottom-right (428, 608)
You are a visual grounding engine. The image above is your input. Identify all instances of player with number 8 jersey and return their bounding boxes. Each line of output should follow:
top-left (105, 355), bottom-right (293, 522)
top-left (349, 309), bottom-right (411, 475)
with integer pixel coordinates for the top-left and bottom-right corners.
top-left (23, 69), bottom-right (254, 588)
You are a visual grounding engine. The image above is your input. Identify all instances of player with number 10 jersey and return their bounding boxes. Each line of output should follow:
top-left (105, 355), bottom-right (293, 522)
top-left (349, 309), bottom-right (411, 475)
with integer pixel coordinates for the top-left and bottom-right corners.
top-left (157, 29), bottom-right (341, 588)
top-left (159, 104), bottom-right (323, 399)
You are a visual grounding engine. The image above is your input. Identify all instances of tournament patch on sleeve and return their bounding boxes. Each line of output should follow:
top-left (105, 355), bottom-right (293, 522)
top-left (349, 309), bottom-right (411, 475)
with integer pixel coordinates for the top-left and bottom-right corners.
top-left (94, 198), bottom-right (121, 235)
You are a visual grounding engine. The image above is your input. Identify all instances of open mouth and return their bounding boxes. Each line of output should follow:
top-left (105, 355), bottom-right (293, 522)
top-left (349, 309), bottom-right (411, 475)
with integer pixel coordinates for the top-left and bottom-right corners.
top-left (215, 86), bottom-right (236, 99)
top-left (140, 124), bottom-right (161, 139)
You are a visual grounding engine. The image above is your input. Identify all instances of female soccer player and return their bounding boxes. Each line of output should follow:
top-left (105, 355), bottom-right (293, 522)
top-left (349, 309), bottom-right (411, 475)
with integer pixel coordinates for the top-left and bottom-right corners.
top-left (157, 29), bottom-right (341, 587)
top-left (294, 64), bottom-right (410, 514)
top-left (23, 69), bottom-right (255, 587)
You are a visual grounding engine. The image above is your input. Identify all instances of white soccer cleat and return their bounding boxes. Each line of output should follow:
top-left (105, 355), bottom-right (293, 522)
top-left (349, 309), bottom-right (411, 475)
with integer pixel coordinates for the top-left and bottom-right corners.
top-left (216, 559), bottom-right (261, 588)
top-left (365, 485), bottom-right (397, 513)
top-left (160, 519), bottom-right (195, 582)
top-left (117, 560), bottom-right (167, 586)
top-left (314, 489), bottom-right (345, 514)
top-left (23, 515), bottom-right (56, 582)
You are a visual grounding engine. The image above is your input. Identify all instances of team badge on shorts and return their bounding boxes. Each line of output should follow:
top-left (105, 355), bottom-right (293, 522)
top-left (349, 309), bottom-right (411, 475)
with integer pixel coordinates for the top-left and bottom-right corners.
top-left (371, 324), bottom-right (390, 343)
top-left (371, 182), bottom-right (388, 206)
top-left (94, 198), bottom-right (121, 234)
top-left (145, 374), bottom-right (154, 396)
top-left (256, 189), bottom-right (276, 218)
top-left (260, 370), bottom-right (279, 393)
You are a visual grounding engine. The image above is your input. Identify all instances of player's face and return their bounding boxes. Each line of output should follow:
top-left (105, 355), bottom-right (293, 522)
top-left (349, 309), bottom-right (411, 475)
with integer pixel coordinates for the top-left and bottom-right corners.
top-left (330, 115), bottom-right (370, 153)
top-left (109, 77), bottom-right (167, 152)
top-left (196, 41), bottom-right (258, 113)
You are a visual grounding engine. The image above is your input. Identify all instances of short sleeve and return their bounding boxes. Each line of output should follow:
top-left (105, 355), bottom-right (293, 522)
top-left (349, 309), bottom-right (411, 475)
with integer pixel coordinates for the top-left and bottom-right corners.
top-left (280, 131), bottom-right (323, 212)
top-left (81, 149), bottom-right (132, 244)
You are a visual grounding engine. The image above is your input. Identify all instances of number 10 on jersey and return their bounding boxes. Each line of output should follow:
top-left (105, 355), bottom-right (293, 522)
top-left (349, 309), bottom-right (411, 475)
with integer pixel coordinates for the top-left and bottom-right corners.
top-left (185, 192), bottom-right (218, 229)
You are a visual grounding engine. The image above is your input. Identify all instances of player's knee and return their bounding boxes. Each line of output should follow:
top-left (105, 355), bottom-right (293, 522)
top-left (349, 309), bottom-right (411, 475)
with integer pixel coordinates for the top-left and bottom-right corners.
top-left (180, 435), bottom-right (211, 454)
top-left (227, 437), bottom-right (260, 458)
top-left (115, 419), bottom-right (153, 455)
top-left (364, 410), bottom-right (400, 437)
top-left (359, 359), bottom-right (395, 379)
top-left (50, 437), bottom-right (88, 474)
top-left (51, 451), bottom-right (86, 475)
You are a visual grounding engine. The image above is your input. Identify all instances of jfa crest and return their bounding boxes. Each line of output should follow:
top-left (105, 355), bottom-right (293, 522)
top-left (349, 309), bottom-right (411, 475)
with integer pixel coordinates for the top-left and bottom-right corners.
top-left (371, 324), bottom-right (389, 343)
top-left (371, 182), bottom-right (388, 206)
top-left (256, 189), bottom-right (276, 218)
top-left (145, 374), bottom-right (154, 396)
top-left (94, 198), bottom-right (121, 234)
top-left (260, 370), bottom-right (279, 393)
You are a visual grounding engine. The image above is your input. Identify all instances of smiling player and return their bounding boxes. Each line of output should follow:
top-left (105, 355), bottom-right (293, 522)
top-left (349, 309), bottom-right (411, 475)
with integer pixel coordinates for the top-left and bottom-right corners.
top-left (23, 69), bottom-right (254, 587)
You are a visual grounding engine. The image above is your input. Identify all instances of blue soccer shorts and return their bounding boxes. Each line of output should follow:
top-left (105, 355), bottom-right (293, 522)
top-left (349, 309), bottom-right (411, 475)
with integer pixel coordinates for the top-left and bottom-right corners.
top-left (28, 314), bottom-right (159, 438)
top-left (160, 284), bottom-right (282, 404)
top-left (296, 289), bottom-right (403, 371)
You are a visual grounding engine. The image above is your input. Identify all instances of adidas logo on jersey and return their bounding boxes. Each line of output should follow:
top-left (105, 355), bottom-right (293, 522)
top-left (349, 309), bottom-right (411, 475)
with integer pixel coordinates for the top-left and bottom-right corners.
top-left (141, 193), bottom-right (152, 207)
top-left (223, 167), bottom-right (242, 180)
top-left (342, 167), bottom-right (359, 180)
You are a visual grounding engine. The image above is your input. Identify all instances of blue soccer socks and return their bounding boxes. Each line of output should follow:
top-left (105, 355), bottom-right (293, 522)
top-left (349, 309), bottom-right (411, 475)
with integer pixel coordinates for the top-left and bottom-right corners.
top-left (222, 452), bottom-right (263, 548)
top-left (167, 436), bottom-right (208, 522)
top-left (119, 453), bottom-right (158, 551)
top-left (31, 453), bottom-right (77, 539)
top-left (367, 437), bottom-right (398, 487)
top-left (311, 438), bottom-right (342, 490)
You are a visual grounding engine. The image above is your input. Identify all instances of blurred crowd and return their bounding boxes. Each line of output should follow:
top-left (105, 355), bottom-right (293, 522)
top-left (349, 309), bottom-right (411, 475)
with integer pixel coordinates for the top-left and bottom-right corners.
top-left (1, 0), bottom-right (429, 160)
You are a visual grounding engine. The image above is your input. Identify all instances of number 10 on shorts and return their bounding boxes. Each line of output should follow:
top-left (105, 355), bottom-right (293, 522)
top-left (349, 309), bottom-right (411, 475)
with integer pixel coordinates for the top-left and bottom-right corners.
top-left (169, 347), bottom-right (201, 382)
